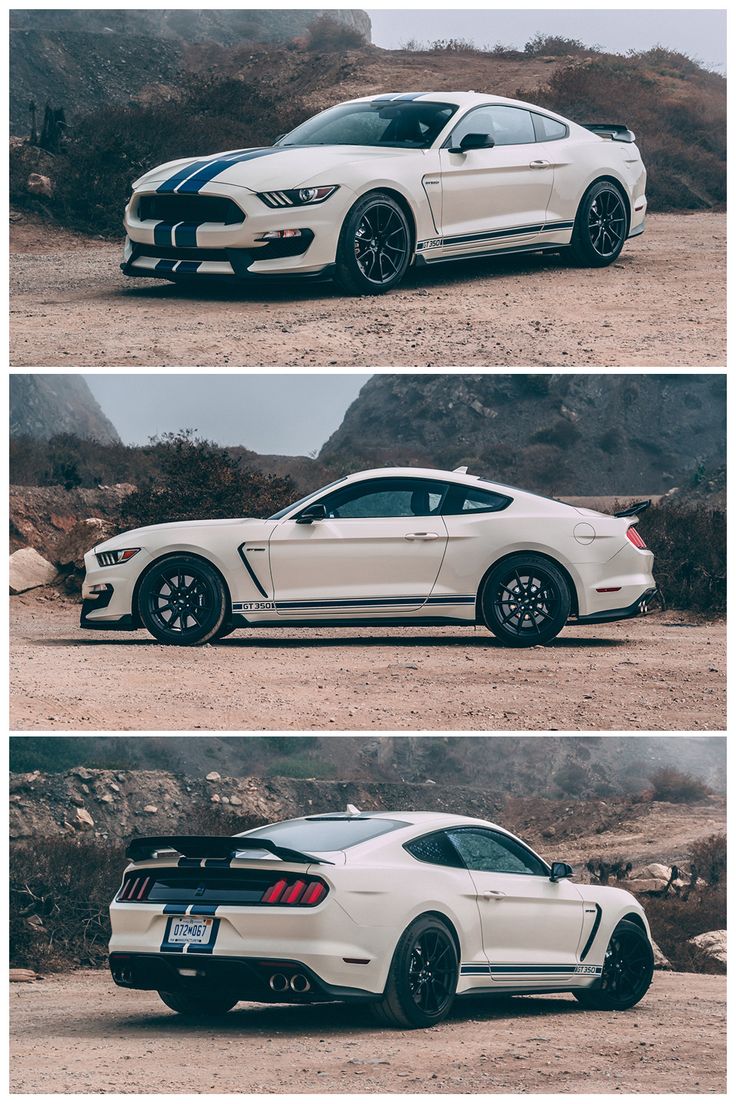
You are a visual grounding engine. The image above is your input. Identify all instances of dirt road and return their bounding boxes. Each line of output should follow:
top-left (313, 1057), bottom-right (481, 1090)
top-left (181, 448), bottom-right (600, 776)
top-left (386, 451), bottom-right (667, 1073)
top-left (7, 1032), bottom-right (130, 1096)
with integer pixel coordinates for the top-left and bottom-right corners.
top-left (10, 212), bottom-right (725, 367)
top-left (9, 969), bottom-right (725, 1093)
top-left (10, 597), bottom-right (725, 730)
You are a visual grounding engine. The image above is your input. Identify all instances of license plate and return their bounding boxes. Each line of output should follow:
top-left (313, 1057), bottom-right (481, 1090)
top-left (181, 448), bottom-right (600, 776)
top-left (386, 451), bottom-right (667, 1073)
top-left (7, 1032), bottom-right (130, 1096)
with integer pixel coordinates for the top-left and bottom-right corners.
top-left (167, 917), bottom-right (213, 945)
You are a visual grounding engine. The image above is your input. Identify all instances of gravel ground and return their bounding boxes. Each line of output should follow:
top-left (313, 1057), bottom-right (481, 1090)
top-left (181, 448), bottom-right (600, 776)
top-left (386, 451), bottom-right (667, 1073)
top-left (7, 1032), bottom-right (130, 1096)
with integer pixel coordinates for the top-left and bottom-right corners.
top-left (9, 211), bottom-right (725, 367)
top-left (9, 969), bottom-right (726, 1093)
top-left (10, 597), bottom-right (725, 730)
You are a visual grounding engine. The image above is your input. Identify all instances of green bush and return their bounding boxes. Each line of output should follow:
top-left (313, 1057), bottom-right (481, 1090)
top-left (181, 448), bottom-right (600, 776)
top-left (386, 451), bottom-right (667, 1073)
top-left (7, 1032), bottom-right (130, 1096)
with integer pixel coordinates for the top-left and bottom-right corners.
top-left (523, 33), bottom-right (589, 56)
top-left (689, 833), bottom-right (726, 885)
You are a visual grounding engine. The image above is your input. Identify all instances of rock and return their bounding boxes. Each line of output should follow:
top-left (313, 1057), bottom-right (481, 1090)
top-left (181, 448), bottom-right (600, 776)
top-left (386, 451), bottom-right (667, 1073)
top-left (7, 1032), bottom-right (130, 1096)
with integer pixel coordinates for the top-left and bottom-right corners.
top-left (229, 795), bottom-right (242, 806)
top-left (211, 794), bottom-right (221, 803)
top-left (109, 782), bottom-right (120, 792)
top-left (99, 794), bottom-right (114, 804)
top-left (73, 768), bottom-right (93, 781)
top-left (651, 940), bottom-right (671, 969)
top-left (143, 805), bottom-right (158, 815)
top-left (9, 547), bottom-right (57, 593)
top-left (26, 914), bottom-right (46, 932)
top-left (10, 968), bottom-right (42, 983)
top-left (626, 878), bottom-right (669, 894)
top-left (206, 771), bottom-right (221, 783)
top-left (541, 827), bottom-right (556, 838)
top-left (221, 796), bottom-right (230, 804)
top-left (688, 930), bottom-right (726, 966)
top-left (54, 517), bottom-right (116, 570)
top-left (631, 863), bottom-right (672, 882)
top-left (74, 807), bottom-right (94, 830)
top-left (26, 172), bottom-right (53, 197)
top-left (68, 791), bottom-right (85, 807)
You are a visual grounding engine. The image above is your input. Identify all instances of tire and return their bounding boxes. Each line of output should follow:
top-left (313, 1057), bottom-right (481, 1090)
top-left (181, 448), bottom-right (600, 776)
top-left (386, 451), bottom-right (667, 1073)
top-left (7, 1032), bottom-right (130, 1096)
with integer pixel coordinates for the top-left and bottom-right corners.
top-left (213, 621), bottom-right (237, 641)
top-left (334, 192), bottom-right (412, 295)
top-left (138, 555), bottom-right (228, 646)
top-left (574, 920), bottom-right (654, 1011)
top-left (158, 989), bottom-right (239, 1016)
top-left (370, 915), bottom-right (458, 1029)
top-left (568, 180), bottom-right (629, 267)
top-left (480, 554), bottom-right (571, 647)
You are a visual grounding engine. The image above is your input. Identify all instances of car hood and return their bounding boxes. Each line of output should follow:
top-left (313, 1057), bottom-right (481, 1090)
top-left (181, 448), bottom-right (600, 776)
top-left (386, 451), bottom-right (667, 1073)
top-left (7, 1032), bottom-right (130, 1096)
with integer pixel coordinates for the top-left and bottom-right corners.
top-left (94, 517), bottom-right (274, 552)
top-left (133, 144), bottom-right (425, 193)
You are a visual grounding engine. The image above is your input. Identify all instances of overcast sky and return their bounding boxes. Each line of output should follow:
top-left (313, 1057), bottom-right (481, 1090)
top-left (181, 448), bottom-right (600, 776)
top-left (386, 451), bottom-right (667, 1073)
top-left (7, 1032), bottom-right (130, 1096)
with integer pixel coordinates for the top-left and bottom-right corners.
top-left (84, 374), bottom-right (371, 454)
top-left (367, 9), bottom-right (726, 72)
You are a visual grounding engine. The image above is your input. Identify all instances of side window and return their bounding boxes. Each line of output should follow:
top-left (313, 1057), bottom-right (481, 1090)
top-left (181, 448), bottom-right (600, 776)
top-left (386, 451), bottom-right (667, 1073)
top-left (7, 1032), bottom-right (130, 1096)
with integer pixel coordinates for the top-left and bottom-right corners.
top-left (319, 478), bottom-right (448, 519)
top-left (450, 105), bottom-right (536, 148)
top-left (446, 828), bottom-right (548, 875)
top-left (532, 113), bottom-right (568, 142)
top-left (404, 831), bottom-right (465, 868)
top-left (443, 486), bottom-right (512, 515)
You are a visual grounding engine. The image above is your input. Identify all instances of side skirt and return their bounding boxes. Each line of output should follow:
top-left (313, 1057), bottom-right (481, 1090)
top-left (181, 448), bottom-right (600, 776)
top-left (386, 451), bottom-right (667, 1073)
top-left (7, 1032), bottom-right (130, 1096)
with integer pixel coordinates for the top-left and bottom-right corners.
top-left (230, 614), bottom-right (477, 629)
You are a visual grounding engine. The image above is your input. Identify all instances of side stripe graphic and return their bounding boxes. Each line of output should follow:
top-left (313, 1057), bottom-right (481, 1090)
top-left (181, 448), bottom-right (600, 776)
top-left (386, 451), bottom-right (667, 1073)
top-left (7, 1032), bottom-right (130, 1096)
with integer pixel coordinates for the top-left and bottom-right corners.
top-left (460, 963), bottom-right (603, 976)
top-left (417, 220), bottom-right (575, 251)
top-left (232, 594), bottom-right (475, 613)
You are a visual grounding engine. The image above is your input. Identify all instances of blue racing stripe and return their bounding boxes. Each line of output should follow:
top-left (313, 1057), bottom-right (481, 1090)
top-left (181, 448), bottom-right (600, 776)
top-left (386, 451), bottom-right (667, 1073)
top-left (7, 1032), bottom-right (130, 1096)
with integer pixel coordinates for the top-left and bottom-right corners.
top-left (153, 222), bottom-right (174, 247)
top-left (154, 259), bottom-right (178, 275)
top-left (175, 148), bottom-right (284, 195)
top-left (174, 223), bottom-right (199, 248)
top-left (174, 260), bottom-right (201, 275)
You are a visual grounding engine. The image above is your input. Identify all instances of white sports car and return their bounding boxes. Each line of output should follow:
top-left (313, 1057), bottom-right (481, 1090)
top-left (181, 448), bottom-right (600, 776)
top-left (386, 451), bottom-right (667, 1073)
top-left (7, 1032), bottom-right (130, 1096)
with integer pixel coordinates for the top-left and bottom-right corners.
top-left (81, 466), bottom-right (658, 647)
top-left (109, 810), bottom-right (655, 1027)
top-left (121, 91), bottom-right (647, 294)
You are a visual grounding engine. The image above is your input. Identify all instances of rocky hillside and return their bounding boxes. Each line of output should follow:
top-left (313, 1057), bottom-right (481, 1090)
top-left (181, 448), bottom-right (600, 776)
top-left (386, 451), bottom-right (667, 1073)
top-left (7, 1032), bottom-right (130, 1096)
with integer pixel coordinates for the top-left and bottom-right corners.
top-left (9, 8), bottom-right (370, 134)
top-left (320, 375), bottom-right (726, 496)
top-left (9, 375), bottom-right (120, 444)
top-left (10, 735), bottom-right (726, 797)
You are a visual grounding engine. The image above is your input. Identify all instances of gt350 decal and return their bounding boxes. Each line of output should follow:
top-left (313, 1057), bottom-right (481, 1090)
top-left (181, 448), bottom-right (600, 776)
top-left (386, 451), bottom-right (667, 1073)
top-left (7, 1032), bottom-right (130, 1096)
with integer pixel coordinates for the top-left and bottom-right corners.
top-left (233, 601), bottom-right (275, 611)
top-left (574, 964), bottom-right (602, 975)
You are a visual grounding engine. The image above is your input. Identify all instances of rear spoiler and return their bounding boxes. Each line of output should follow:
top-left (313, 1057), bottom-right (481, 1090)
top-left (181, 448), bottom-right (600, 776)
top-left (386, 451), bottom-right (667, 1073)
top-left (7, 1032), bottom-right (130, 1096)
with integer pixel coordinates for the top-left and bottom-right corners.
top-left (584, 122), bottom-right (636, 143)
top-left (126, 835), bottom-right (334, 865)
top-left (614, 499), bottom-right (651, 518)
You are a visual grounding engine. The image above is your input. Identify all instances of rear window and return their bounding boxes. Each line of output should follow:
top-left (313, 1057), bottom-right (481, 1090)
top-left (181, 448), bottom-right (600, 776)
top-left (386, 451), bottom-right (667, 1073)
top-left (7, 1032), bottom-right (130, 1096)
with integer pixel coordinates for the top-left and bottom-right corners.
top-left (242, 817), bottom-right (407, 851)
top-left (443, 485), bottom-right (512, 514)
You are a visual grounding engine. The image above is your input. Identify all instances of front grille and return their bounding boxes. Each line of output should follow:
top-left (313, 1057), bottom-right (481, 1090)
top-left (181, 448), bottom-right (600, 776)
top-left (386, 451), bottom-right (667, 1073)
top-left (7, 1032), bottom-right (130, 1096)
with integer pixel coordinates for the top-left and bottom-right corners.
top-left (134, 243), bottom-right (231, 262)
top-left (117, 866), bottom-right (328, 907)
top-left (137, 194), bottom-right (245, 225)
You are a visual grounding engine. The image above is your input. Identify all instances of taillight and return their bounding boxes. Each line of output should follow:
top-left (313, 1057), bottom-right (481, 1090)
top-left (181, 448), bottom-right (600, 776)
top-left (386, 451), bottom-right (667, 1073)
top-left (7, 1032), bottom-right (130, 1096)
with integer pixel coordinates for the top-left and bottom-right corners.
top-left (118, 875), bottom-right (152, 901)
top-left (627, 526), bottom-right (647, 550)
top-left (261, 877), bottom-right (328, 907)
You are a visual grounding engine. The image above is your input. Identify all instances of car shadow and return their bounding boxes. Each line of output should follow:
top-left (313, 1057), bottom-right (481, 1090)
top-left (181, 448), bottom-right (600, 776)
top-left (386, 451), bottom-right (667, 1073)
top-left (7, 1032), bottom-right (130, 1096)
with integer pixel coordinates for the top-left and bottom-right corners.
top-left (118, 992), bottom-right (584, 1036)
top-left (117, 248), bottom-right (612, 305)
top-left (40, 633), bottom-right (625, 650)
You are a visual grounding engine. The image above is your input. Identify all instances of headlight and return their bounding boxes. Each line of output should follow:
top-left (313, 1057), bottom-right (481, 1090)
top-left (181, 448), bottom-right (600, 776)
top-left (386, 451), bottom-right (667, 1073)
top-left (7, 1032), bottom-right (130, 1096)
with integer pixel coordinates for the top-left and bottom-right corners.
top-left (95, 548), bottom-right (140, 567)
top-left (258, 186), bottom-right (338, 209)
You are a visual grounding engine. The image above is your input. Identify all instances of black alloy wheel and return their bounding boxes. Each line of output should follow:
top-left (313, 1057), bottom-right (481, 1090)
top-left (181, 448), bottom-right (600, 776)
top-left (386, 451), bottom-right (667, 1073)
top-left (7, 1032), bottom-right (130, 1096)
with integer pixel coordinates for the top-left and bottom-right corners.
top-left (574, 919), bottom-right (654, 1011)
top-left (335, 192), bottom-right (412, 295)
top-left (481, 553), bottom-right (571, 647)
top-left (569, 180), bottom-right (629, 267)
top-left (371, 915), bottom-right (458, 1028)
top-left (138, 554), bottom-right (228, 645)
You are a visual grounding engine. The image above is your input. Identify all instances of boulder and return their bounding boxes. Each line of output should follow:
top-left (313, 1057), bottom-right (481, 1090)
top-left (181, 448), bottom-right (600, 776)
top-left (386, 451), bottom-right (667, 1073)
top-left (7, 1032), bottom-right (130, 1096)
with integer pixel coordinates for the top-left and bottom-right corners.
top-left (631, 863), bottom-right (672, 882)
top-left (206, 772), bottom-right (221, 783)
top-left (651, 940), bottom-right (671, 969)
top-left (625, 878), bottom-right (668, 894)
top-left (688, 930), bottom-right (726, 966)
top-left (74, 807), bottom-right (94, 830)
top-left (54, 517), bottom-right (116, 570)
top-left (26, 172), bottom-right (53, 198)
top-left (10, 968), bottom-right (42, 983)
top-left (143, 805), bottom-right (158, 815)
top-left (9, 547), bottom-right (57, 593)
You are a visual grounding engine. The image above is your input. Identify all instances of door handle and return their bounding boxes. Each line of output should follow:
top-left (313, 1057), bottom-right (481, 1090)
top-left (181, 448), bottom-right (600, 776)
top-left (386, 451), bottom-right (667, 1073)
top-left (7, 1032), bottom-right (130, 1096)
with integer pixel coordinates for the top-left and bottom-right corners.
top-left (529, 159), bottom-right (551, 168)
top-left (404, 532), bottom-right (440, 541)
top-left (481, 890), bottom-right (506, 898)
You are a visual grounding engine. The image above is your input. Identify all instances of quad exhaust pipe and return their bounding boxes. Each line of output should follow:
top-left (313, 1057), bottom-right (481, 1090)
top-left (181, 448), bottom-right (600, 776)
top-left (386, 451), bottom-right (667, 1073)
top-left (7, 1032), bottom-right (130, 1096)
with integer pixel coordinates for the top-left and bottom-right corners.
top-left (268, 972), bottom-right (311, 993)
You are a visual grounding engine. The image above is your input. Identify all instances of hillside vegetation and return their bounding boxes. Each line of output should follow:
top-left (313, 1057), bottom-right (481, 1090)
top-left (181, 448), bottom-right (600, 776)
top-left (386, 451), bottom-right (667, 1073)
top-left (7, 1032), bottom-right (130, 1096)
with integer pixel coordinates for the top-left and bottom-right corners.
top-left (9, 28), bottom-right (725, 237)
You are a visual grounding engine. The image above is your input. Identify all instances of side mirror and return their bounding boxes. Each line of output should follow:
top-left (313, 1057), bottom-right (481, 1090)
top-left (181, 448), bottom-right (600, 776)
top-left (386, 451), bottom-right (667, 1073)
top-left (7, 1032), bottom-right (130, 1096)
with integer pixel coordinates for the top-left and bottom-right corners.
top-left (550, 861), bottom-right (574, 882)
top-left (295, 502), bottom-right (327, 524)
top-left (449, 132), bottom-right (495, 154)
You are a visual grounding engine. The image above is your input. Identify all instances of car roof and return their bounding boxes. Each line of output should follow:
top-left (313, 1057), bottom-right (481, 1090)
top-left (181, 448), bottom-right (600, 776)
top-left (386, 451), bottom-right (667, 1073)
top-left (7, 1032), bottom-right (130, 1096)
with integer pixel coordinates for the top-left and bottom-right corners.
top-left (344, 90), bottom-right (572, 122)
top-left (333, 465), bottom-right (556, 506)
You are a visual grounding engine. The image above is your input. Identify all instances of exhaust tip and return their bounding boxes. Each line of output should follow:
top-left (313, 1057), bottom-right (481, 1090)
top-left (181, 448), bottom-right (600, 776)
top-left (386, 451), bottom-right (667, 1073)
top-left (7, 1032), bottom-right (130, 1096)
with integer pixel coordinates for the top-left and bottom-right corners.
top-left (268, 973), bottom-right (289, 992)
top-left (290, 973), bottom-right (311, 993)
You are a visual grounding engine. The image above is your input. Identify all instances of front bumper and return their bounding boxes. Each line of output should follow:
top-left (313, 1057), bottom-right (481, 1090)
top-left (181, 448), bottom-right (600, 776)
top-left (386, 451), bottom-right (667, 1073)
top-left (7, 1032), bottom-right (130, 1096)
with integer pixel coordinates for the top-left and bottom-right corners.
top-left (122, 184), bottom-right (353, 280)
top-left (80, 548), bottom-right (147, 627)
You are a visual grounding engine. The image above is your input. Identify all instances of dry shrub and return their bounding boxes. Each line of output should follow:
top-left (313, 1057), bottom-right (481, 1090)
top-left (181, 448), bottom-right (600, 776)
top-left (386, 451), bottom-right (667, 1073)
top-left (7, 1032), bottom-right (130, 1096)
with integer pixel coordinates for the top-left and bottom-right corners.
top-left (305, 15), bottom-right (364, 51)
top-left (689, 833), bottom-right (726, 885)
top-left (649, 767), bottom-right (711, 804)
top-left (637, 503), bottom-right (726, 613)
top-left (641, 886), bottom-right (725, 973)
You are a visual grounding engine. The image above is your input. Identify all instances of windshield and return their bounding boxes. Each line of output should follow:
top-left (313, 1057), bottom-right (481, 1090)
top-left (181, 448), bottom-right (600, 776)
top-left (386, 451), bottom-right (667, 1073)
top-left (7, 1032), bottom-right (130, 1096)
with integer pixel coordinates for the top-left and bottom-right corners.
top-left (278, 100), bottom-right (457, 149)
top-left (241, 816), bottom-right (408, 851)
top-left (268, 477), bottom-right (347, 520)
